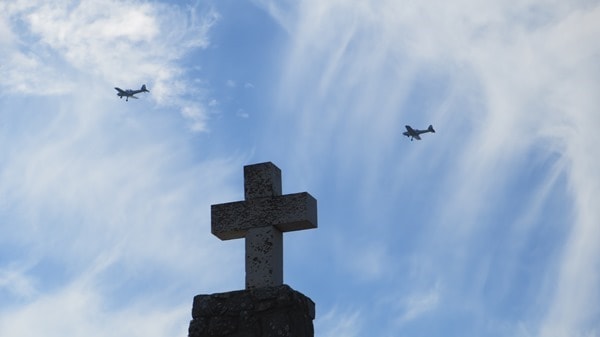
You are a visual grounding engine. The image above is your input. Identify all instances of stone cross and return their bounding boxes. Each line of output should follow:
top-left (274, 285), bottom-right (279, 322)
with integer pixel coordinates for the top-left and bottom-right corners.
top-left (211, 162), bottom-right (318, 289)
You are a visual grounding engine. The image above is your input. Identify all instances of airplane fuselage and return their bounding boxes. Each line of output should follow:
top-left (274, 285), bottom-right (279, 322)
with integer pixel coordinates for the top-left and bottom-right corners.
top-left (403, 125), bottom-right (435, 141)
top-left (115, 85), bottom-right (149, 101)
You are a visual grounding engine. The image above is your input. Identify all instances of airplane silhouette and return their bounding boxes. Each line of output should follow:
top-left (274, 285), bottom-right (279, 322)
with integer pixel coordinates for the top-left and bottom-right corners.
top-left (114, 84), bottom-right (149, 101)
top-left (403, 125), bottom-right (435, 141)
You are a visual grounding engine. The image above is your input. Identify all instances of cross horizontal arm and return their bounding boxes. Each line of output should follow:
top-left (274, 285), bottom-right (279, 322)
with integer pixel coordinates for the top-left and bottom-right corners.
top-left (211, 192), bottom-right (317, 240)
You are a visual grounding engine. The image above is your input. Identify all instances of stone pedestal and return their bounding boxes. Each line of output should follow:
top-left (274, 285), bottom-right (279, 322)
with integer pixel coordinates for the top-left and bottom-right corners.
top-left (188, 285), bottom-right (315, 337)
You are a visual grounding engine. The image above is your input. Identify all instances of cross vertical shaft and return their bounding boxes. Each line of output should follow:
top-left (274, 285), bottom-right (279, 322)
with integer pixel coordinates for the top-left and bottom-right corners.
top-left (211, 162), bottom-right (317, 289)
top-left (244, 163), bottom-right (283, 288)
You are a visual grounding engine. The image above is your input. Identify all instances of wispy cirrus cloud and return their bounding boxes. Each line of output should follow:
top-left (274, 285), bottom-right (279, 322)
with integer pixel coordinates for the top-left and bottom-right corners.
top-left (259, 0), bottom-right (600, 335)
top-left (0, 2), bottom-right (247, 336)
top-left (0, 0), bottom-right (218, 131)
top-left (316, 307), bottom-right (363, 337)
top-left (396, 283), bottom-right (441, 325)
top-left (0, 266), bottom-right (190, 337)
top-left (0, 262), bottom-right (38, 300)
top-left (0, 96), bottom-right (245, 335)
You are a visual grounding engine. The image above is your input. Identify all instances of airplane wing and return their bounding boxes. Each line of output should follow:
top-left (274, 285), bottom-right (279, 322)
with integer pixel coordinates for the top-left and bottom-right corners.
top-left (129, 95), bottom-right (139, 99)
top-left (114, 87), bottom-right (126, 94)
top-left (405, 125), bottom-right (415, 133)
top-left (413, 133), bottom-right (421, 140)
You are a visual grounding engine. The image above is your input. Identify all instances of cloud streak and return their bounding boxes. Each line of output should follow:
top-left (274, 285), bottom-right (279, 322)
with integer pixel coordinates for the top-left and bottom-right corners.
top-left (0, 95), bottom-right (245, 336)
top-left (0, 2), bottom-right (247, 336)
top-left (1, 1), bottom-right (598, 336)
top-left (260, 0), bottom-right (600, 335)
top-left (0, 0), bottom-right (218, 130)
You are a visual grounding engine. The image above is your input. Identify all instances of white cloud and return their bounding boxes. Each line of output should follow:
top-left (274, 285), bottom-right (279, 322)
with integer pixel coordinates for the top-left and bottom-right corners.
top-left (0, 271), bottom-right (190, 337)
top-left (0, 4), bottom-right (243, 328)
top-left (0, 263), bottom-right (38, 300)
top-left (181, 105), bottom-right (209, 132)
top-left (0, 98), bottom-right (245, 334)
top-left (260, 0), bottom-right (600, 334)
top-left (537, 9), bottom-right (600, 328)
top-left (2, 1), bottom-right (598, 336)
top-left (0, 0), bottom-right (219, 131)
top-left (396, 283), bottom-right (441, 324)
top-left (316, 307), bottom-right (362, 337)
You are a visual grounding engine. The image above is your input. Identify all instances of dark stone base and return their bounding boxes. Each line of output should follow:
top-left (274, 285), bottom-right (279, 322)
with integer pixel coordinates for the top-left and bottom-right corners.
top-left (188, 285), bottom-right (315, 337)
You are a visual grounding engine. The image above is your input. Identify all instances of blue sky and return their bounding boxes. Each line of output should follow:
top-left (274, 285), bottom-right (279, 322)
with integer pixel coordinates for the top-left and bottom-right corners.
top-left (1, 1), bottom-right (598, 336)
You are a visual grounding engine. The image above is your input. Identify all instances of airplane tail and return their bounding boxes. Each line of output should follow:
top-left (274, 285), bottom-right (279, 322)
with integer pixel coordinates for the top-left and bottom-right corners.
top-left (141, 84), bottom-right (149, 92)
top-left (428, 125), bottom-right (435, 133)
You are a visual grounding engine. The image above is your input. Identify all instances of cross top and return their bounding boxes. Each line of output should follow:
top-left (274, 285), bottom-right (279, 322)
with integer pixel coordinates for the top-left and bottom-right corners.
top-left (211, 162), bottom-right (318, 289)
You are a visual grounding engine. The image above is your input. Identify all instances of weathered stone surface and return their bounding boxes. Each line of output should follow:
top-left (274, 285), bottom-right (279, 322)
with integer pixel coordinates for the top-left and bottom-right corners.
top-left (211, 193), bottom-right (317, 240)
top-left (210, 162), bottom-right (318, 289)
top-left (188, 285), bottom-right (315, 337)
top-left (244, 162), bottom-right (282, 199)
top-left (245, 226), bottom-right (283, 288)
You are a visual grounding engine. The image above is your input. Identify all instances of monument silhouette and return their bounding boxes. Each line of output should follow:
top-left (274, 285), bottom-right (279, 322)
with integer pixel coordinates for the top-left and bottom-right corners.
top-left (188, 162), bottom-right (318, 337)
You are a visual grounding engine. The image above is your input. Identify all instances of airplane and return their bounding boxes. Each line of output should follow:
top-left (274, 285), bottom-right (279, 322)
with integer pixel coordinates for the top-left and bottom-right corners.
top-left (403, 124), bottom-right (435, 141)
top-left (114, 84), bottom-right (149, 101)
